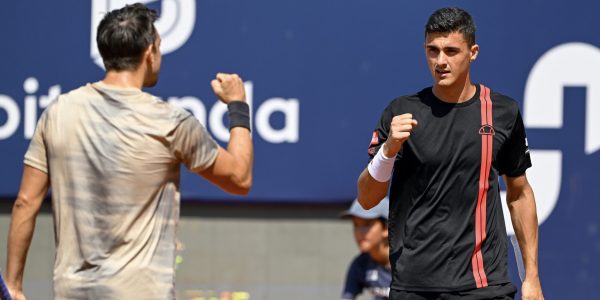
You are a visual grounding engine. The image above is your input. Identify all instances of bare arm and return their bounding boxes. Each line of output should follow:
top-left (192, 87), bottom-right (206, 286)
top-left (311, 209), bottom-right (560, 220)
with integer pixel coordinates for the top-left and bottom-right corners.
top-left (198, 73), bottom-right (253, 195)
top-left (357, 153), bottom-right (391, 209)
top-left (6, 165), bottom-right (50, 299)
top-left (357, 114), bottom-right (417, 209)
top-left (504, 173), bottom-right (544, 300)
top-left (199, 128), bottom-right (253, 195)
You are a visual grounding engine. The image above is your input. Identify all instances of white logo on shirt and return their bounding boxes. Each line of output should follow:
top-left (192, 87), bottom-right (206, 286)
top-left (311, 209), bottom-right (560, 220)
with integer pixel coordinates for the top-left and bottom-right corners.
top-left (367, 269), bottom-right (378, 281)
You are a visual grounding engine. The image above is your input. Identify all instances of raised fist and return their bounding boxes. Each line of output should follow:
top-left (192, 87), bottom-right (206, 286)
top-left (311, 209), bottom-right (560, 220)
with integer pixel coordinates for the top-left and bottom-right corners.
top-left (210, 73), bottom-right (246, 104)
top-left (384, 113), bottom-right (418, 157)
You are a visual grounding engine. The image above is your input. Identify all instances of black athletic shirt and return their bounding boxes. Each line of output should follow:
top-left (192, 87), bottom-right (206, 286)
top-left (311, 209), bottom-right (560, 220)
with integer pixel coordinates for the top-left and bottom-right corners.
top-left (368, 84), bottom-right (531, 292)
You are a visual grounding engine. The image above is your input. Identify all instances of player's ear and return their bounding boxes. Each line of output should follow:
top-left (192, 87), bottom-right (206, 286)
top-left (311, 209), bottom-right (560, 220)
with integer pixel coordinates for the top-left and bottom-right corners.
top-left (143, 44), bottom-right (155, 65)
top-left (470, 44), bottom-right (479, 62)
top-left (142, 44), bottom-right (159, 66)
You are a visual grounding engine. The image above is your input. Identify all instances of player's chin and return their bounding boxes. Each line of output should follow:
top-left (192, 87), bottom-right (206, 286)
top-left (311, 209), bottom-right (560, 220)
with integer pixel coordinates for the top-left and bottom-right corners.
top-left (434, 77), bottom-right (454, 87)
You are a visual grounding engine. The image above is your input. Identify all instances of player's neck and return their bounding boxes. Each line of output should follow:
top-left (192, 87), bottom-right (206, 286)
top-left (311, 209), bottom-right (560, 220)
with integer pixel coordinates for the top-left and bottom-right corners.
top-left (432, 79), bottom-right (476, 104)
top-left (102, 68), bottom-right (146, 90)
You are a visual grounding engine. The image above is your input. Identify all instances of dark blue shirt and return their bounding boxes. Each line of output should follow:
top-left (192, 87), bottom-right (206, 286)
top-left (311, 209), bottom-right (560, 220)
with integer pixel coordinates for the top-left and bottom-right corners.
top-left (342, 252), bottom-right (391, 300)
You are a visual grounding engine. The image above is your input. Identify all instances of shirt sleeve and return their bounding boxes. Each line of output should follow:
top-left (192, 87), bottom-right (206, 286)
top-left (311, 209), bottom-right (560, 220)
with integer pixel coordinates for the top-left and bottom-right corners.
top-left (24, 106), bottom-right (50, 173)
top-left (497, 110), bottom-right (532, 177)
top-left (367, 104), bottom-right (393, 159)
top-left (171, 114), bottom-right (219, 172)
top-left (342, 255), bottom-right (365, 300)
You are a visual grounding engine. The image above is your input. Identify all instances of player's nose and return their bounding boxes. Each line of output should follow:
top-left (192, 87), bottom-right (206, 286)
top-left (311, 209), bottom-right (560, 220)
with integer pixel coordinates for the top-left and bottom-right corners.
top-left (435, 53), bottom-right (448, 67)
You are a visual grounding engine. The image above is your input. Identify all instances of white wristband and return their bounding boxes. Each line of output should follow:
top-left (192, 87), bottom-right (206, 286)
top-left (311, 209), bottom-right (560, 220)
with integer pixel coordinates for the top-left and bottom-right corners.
top-left (367, 146), bottom-right (395, 182)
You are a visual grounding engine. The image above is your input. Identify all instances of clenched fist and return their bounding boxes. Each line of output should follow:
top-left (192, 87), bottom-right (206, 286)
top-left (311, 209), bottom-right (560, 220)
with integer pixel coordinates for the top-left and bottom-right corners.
top-left (210, 73), bottom-right (246, 104)
top-left (383, 113), bottom-right (418, 157)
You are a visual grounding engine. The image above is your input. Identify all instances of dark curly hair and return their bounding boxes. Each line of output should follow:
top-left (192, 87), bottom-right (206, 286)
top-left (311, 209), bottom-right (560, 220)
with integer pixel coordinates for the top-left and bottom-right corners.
top-left (96, 3), bottom-right (159, 71)
top-left (425, 7), bottom-right (476, 46)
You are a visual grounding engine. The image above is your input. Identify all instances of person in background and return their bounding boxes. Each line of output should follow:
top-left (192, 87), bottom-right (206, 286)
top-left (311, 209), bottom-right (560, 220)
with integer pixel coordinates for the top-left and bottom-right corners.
top-left (341, 197), bottom-right (391, 300)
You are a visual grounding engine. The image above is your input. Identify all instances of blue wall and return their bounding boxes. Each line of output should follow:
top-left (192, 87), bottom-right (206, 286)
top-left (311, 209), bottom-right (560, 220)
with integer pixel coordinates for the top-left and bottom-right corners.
top-left (1, 1), bottom-right (599, 297)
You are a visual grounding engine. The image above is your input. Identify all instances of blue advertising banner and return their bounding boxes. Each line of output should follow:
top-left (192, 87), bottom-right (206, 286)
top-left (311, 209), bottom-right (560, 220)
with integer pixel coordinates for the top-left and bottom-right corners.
top-left (1, 1), bottom-right (599, 296)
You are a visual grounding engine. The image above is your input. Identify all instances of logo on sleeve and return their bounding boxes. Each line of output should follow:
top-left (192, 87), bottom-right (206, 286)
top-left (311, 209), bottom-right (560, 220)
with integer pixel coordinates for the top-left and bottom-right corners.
top-left (368, 131), bottom-right (379, 156)
top-left (370, 131), bottom-right (379, 145)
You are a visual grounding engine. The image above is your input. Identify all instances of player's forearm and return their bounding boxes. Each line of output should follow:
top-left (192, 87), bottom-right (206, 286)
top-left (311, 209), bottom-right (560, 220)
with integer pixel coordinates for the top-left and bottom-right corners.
top-left (6, 196), bottom-right (41, 290)
top-left (507, 184), bottom-right (540, 279)
top-left (357, 168), bottom-right (388, 209)
top-left (226, 127), bottom-right (253, 193)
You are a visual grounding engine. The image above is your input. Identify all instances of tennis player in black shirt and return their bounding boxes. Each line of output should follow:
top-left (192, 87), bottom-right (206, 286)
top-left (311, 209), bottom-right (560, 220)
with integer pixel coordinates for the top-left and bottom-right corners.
top-left (357, 7), bottom-right (544, 300)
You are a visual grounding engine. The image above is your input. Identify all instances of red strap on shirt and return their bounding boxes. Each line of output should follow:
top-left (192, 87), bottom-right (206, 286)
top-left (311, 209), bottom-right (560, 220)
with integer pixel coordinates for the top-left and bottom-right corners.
top-left (471, 84), bottom-right (494, 288)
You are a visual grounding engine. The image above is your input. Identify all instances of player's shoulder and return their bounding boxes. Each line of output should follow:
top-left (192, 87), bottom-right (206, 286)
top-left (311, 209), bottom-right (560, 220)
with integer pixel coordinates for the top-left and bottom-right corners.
top-left (52, 83), bottom-right (93, 103)
top-left (389, 87), bottom-right (430, 104)
top-left (385, 87), bottom-right (432, 111)
top-left (160, 99), bottom-right (195, 122)
top-left (41, 84), bottom-right (91, 113)
top-left (67, 83), bottom-right (95, 96)
top-left (490, 88), bottom-right (519, 109)
top-left (52, 82), bottom-right (114, 107)
top-left (76, 82), bottom-right (194, 122)
top-left (487, 87), bottom-right (521, 114)
top-left (135, 93), bottom-right (197, 128)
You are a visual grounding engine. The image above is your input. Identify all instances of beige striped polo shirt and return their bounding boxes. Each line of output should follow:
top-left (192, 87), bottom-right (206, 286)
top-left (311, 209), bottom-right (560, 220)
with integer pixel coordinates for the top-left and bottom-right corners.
top-left (24, 81), bottom-right (219, 299)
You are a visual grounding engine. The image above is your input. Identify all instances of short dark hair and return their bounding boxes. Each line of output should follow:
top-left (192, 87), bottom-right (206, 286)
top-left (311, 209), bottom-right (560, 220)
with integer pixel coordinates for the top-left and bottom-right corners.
top-left (425, 7), bottom-right (476, 46)
top-left (96, 3), bottom-right (159, 71)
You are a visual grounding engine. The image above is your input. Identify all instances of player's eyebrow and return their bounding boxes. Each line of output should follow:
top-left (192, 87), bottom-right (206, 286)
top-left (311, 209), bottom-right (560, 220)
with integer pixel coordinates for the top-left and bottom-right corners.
top-left (443, 46), bottom-right (461, 52)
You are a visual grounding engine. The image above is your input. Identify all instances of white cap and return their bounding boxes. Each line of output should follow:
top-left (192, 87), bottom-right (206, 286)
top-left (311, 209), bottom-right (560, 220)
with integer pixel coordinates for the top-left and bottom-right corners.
top-left (341, 197), bottom-right (389, 220)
